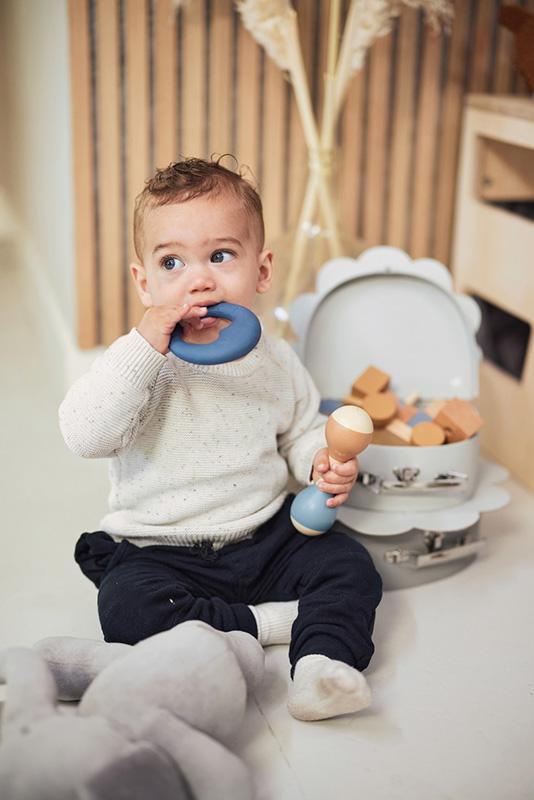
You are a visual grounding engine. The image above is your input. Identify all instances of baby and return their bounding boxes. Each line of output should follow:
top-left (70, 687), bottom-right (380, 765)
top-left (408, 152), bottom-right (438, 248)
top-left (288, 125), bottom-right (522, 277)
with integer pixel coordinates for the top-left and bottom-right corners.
top-left (60, 157), bottom-right (382, 721)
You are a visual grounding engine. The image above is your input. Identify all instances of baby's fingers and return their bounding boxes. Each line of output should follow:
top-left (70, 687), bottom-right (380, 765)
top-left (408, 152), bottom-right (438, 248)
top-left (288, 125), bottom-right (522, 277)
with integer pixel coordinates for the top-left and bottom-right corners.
top-left (332, 460), bottom-right (358, 477)
top-left (325, 492), bottom-right (349, 508)
top-left (317, 480), bottom-right (353, 495)
top-left (318, 470), bottom-right (353, 486)
top-left (176, 304), bottom-right (207, 321)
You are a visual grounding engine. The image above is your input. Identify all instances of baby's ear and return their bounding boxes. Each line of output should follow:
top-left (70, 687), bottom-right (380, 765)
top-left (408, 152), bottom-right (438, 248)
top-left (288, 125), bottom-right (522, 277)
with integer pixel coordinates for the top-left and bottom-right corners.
top-left (130, 263), bottom-right (152, 308)
top-left (256, 249), bottom-right (273, 294)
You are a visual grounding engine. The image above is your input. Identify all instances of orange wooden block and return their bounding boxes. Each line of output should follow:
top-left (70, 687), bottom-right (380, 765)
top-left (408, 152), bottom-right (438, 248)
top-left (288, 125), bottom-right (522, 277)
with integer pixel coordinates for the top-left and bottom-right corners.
top-left (352, 365), bottom-right (390, 398)
top-left (361, 391), bottom-right (398, 428)
top-left (411, 421), bottom-right (446, 446)
top-left (435, 398), bottom-right (484, 443)
top-left (342, 394), bottom-right (364, 408)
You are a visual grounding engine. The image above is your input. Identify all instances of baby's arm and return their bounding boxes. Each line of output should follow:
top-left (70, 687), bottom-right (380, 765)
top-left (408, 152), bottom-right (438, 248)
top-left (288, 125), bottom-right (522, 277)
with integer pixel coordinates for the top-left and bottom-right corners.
top-left (277, 344), bottom-right (326, 486)
top-left (59, 304), bottom-right (207, 458)
top-left (59, 329), bottom-right (166, 458)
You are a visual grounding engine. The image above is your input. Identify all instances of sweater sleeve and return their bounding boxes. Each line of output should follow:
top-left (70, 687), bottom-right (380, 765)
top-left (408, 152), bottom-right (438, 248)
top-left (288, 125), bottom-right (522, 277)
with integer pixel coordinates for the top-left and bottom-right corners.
top-left (276, 342), bottom-right (327, 486)
top-left (58, 328), bottom-right (168, 458)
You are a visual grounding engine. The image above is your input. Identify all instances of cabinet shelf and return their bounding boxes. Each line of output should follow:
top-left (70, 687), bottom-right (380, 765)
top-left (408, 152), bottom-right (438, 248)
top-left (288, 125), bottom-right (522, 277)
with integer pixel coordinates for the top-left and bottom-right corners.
top-left (452, 94), bottom-right (534, 490)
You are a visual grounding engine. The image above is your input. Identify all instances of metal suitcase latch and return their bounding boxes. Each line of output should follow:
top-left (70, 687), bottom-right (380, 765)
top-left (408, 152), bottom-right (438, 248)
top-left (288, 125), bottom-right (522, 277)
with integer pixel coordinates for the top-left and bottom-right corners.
top-left (384, 531), bottom-right (485, 570)
top-left (358, 467), bottom-right (468, 495)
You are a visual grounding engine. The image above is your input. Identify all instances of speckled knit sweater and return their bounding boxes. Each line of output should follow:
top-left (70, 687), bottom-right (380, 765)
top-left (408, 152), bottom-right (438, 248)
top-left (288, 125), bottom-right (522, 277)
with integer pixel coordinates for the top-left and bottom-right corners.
top-left (59, 328), bottom-right (326, 548)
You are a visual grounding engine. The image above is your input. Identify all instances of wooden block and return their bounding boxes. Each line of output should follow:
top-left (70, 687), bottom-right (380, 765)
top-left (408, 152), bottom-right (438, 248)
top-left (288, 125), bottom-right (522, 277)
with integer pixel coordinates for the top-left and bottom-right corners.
top-left (361, 391), bottom-right (398, 428)
top-left (407, 411), bottom-right (433, 428)
top-left (351, 365), bottom-right (390, 398)
top-left (435, 398), bottom-right (484, 443)
top-left (320, 398), bottom-right (343, 415)
top-left (411, 421), bottom-right (446, 446)
top-left (372, 427), bottom-right (407, 446)
top-left (404, 391), bottom-right (420, 406)
top-left (425, 400), bottom-right (447, 419)
top-left (398, 403), bottom-right (418, 423)
top-left (342, 394), bottom-right (364, 408)
top-left (386, 419), bottom-right (412, 443)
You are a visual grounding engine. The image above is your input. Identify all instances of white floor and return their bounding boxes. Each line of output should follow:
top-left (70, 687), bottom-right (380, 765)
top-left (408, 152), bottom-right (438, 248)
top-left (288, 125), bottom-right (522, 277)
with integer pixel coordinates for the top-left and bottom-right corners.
top-left (1, 259), bottom-right (534, 800)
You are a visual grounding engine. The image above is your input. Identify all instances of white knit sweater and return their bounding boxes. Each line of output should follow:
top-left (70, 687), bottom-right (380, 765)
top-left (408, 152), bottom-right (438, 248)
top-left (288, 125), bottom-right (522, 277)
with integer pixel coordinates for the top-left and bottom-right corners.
top-left (59, 328), bottom-right (326, 548)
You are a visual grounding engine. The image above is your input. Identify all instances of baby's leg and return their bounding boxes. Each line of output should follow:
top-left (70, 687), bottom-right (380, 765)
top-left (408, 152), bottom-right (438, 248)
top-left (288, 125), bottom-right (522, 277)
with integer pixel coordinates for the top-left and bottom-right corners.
top-left (286, 530), bottom-right (382, 721)
top-left (288, 654), bottom-right (372, 721)
top-left (95, 544), bottom-right (258, 645)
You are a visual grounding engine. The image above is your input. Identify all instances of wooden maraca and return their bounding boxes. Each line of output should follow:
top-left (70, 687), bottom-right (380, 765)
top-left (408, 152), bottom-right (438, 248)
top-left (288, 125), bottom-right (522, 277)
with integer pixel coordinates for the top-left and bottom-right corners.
top-left (290, 405), bottom-right (374, 536)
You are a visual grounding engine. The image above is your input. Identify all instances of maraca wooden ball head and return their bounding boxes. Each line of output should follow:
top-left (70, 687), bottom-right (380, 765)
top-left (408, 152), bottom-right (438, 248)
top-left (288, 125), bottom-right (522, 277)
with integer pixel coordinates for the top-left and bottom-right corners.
top-left (290, 406), bottom-right (374, 536)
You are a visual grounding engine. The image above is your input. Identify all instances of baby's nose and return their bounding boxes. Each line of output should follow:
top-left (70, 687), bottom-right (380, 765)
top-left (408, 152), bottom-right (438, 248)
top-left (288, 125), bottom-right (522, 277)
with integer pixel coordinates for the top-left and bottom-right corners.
top-left (189, 265), bottom-right (216, 293)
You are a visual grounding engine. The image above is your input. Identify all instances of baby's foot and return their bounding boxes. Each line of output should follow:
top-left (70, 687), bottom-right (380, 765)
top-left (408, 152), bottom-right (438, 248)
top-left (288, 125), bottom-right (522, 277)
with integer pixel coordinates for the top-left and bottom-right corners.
top-left (287, 654), bottom-right (371, 721)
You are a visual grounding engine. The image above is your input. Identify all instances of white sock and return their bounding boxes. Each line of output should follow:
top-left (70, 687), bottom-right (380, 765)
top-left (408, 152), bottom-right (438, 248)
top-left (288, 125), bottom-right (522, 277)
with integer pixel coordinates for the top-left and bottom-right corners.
top-left (287, 654), bottom-right (372, 721)
top-left (248, 600), bottom-right (298, 646)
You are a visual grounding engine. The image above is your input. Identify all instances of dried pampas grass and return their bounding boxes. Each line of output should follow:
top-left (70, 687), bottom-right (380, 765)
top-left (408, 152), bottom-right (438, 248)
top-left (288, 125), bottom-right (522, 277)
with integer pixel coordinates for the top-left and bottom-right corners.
top-left (237, 0), bottom-right (294, 72)
top-left (334, 0), bottom-right (453, 114)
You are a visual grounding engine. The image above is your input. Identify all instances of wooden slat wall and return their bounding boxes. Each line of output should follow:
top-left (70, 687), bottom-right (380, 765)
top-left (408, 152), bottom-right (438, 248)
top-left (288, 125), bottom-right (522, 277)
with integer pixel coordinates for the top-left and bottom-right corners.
top-left (68, 0), bottom-right (534, 348)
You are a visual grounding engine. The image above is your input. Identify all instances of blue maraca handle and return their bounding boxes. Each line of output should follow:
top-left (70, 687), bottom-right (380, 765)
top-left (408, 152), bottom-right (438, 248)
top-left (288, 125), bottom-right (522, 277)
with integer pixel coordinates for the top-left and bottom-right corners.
top-left (169, 302), bottom-right (261, 365)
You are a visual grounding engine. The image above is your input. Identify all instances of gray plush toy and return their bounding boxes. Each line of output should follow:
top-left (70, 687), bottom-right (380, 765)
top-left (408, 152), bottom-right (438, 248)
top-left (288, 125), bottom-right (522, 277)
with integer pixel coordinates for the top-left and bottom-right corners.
top-left (0, 620), bottom-right (265, 800)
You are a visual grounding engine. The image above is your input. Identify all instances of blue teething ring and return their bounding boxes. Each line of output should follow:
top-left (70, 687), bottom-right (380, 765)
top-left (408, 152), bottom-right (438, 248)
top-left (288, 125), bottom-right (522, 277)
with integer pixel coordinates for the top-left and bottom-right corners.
top-left (169, 302), bottom-right (261, 365)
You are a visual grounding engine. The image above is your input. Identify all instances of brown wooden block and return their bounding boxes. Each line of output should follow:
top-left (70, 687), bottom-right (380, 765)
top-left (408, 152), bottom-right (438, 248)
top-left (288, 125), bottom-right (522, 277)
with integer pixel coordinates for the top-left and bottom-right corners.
top-left (425, 400), bottom-right (447, 420)
top-left (398, 403), bottom-right (418, 423)
top-left (351, 365), bottom-right (390, 398)
top-left (361, 391), bottom-right (398, 428)
top-left (411, 421), bottom-right (446, 446)
top-left (386, 419), bottom-right (413, 443)
top-left (372, 427), bottom-right (407, 446)
top-left (435, 398), bottom-right (484, 442)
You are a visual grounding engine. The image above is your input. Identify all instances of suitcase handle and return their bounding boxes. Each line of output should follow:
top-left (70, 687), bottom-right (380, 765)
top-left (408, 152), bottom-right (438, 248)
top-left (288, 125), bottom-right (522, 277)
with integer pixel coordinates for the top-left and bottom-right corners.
top-left (357, 468), bottom-right (468, 495)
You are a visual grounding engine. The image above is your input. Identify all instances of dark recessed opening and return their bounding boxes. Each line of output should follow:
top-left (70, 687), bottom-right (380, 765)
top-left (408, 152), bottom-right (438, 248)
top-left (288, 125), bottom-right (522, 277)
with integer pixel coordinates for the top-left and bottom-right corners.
top-left (484, 200), bottom-right (534, 222)
top-left (477, 137), bottom-right (534, 222)
top-left (471, 294), bottom-right (530, 381)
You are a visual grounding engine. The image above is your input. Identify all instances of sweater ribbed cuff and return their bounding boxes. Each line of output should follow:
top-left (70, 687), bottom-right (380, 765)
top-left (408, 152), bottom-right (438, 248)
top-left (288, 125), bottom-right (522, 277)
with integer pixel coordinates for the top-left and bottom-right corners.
top-left (104, 328), bottom-right (167, 390)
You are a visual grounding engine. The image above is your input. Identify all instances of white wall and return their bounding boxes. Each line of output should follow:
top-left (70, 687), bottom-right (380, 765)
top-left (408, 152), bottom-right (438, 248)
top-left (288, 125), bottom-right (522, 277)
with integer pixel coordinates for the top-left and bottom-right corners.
top-left (0, 0), bottom-right (88, 393)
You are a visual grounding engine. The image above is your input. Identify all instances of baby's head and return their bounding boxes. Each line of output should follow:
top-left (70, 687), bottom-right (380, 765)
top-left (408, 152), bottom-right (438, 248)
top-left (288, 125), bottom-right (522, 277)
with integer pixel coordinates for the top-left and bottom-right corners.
top-left (131, 157), bottom-right (273, 341)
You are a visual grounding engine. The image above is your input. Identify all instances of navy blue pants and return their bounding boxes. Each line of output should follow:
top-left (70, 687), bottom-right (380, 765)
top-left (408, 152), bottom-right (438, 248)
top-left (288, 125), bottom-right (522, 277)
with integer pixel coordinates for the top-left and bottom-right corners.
top-left (75, 496), bottom-right (382, 674)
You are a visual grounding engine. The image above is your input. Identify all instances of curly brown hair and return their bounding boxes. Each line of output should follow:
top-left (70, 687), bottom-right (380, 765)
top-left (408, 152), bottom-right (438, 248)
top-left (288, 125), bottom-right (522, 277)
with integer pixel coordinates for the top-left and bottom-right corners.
top-left (133, 156), bottom-right (265, 260)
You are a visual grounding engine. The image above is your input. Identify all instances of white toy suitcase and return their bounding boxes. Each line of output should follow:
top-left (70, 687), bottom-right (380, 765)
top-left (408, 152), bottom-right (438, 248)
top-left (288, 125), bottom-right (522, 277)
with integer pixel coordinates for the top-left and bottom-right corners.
top-left (289, 247), bottom-right (509, 590)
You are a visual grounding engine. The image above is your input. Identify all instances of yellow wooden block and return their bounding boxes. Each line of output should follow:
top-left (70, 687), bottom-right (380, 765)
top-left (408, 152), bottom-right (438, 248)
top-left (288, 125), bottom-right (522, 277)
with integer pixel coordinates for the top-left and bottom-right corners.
top-left (404, 391), bottom-right (420, 406)
top-left (386, 419), bottom-right (412, 443)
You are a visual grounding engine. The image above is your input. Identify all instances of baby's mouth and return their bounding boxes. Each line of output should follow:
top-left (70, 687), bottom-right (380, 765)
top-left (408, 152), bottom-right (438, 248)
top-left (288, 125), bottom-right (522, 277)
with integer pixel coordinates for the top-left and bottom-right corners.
top-left (188, 316), bottom-right (219, 331)
top-left (181, 305), bottom-right (228, 334)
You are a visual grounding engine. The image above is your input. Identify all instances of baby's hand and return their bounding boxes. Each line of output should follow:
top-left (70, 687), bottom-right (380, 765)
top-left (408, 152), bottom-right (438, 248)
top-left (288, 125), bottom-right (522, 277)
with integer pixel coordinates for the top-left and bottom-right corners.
top-left (137, 304), bottom-right (207, 354)
top-left (311, 447), bottom-right (358, 509)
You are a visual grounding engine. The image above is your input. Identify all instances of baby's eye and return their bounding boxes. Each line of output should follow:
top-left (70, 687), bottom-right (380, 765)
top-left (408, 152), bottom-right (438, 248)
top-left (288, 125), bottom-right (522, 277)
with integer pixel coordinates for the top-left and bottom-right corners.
top-left (161, 256), bottom-right (185, 271)
top-left (211, 250), bottom-right (234, 264)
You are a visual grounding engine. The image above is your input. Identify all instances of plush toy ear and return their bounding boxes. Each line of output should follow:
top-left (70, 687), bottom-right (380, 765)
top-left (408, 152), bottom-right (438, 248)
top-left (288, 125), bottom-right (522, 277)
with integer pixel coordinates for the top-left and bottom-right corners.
top-left (76, 743), bottom-right (193, 800)
top-left (34, 636), bottom-right (131, 701)
top-left (0, 648), bottom-right (57, 735)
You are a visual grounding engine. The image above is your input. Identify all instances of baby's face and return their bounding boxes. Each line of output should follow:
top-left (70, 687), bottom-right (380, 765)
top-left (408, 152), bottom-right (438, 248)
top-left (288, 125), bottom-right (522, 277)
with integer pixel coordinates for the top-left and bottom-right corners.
top-left (132, 192), bottom-right (272, 344)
